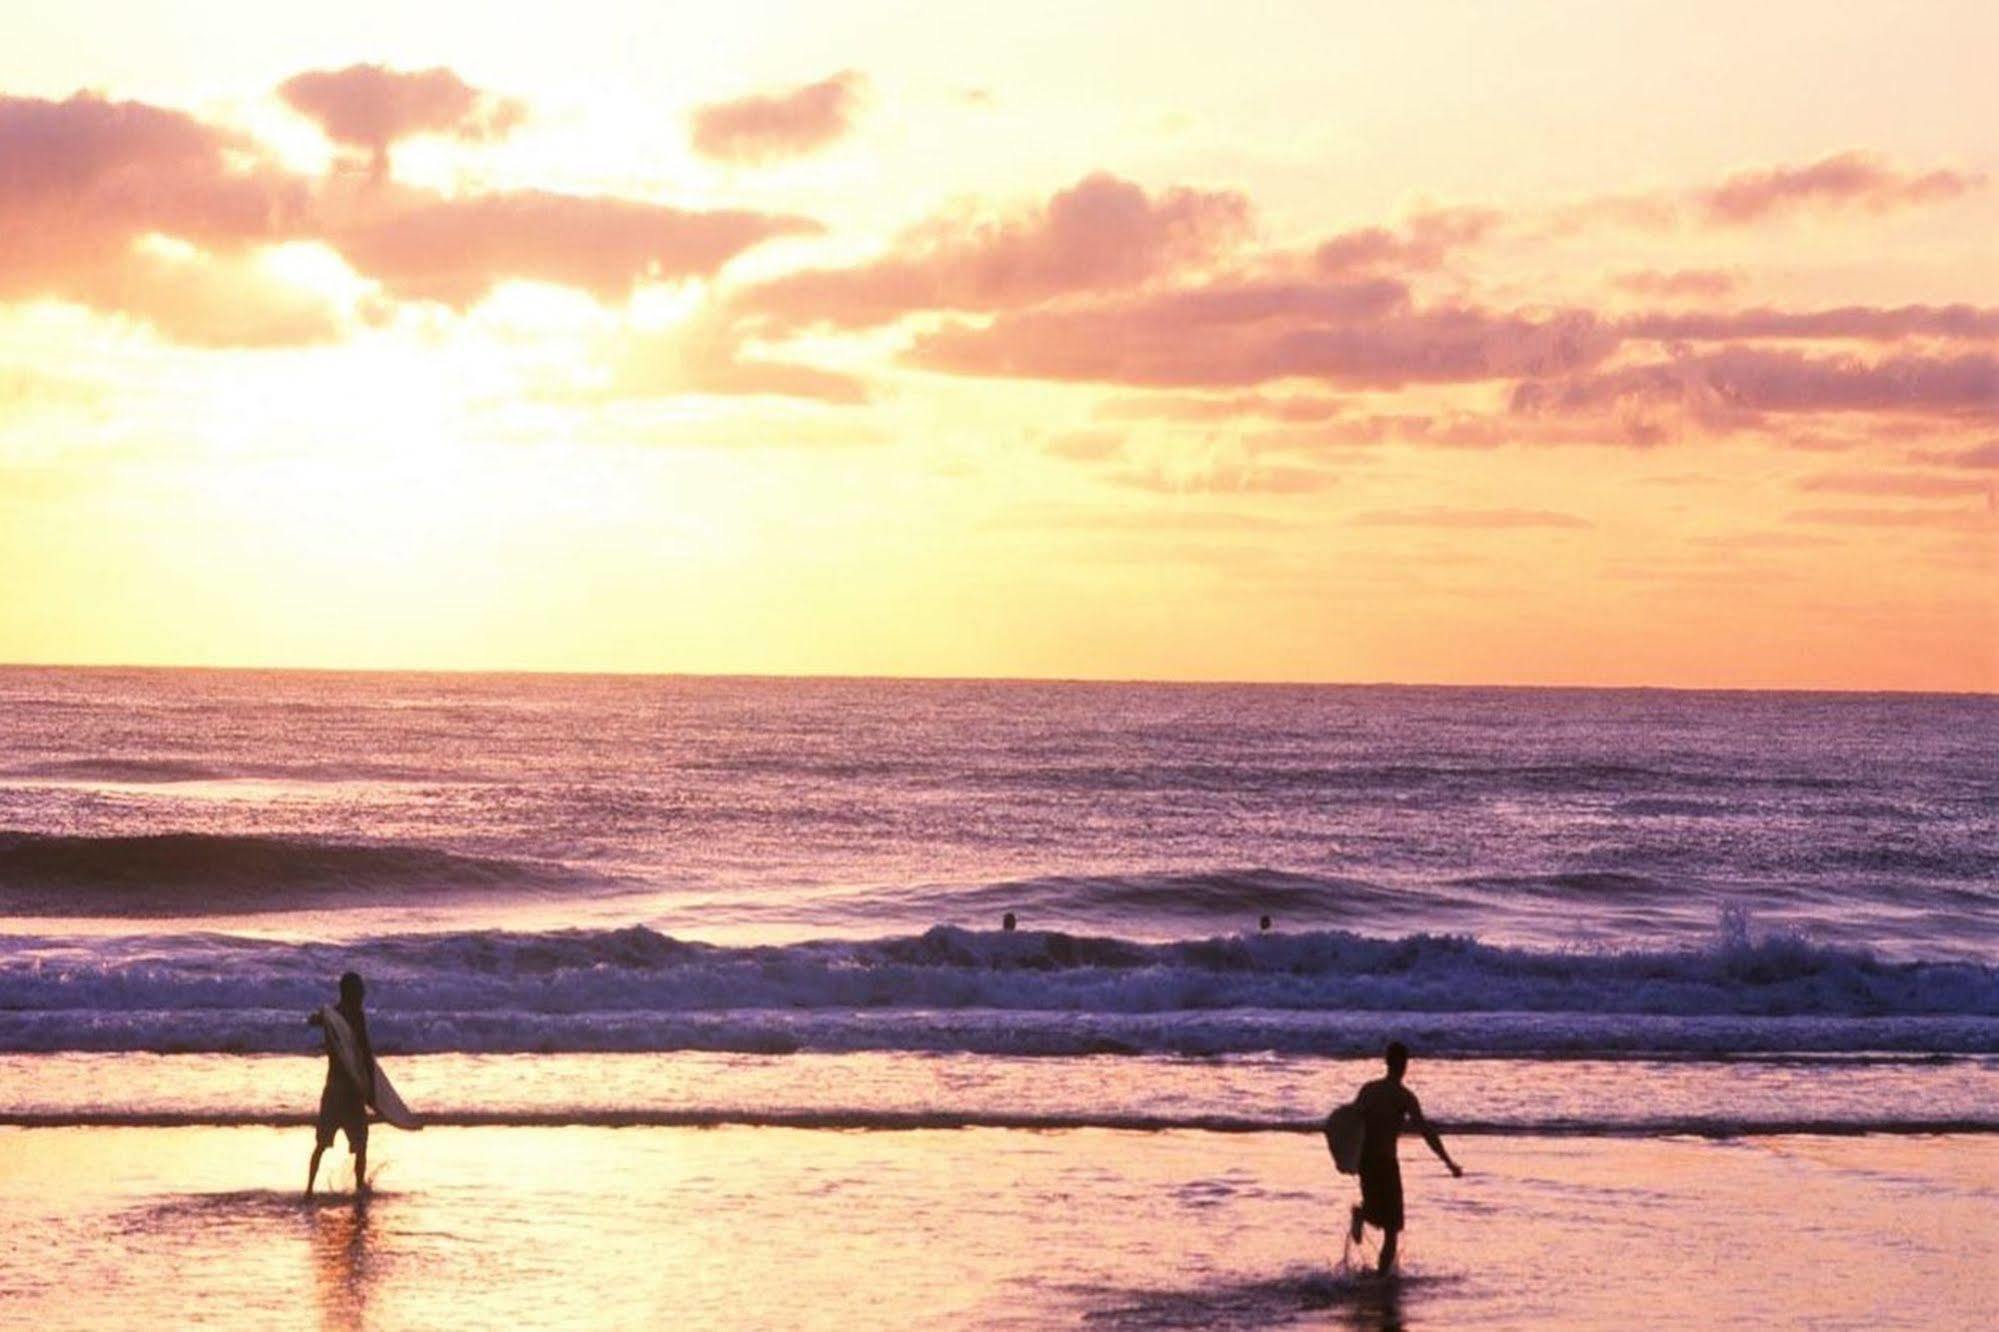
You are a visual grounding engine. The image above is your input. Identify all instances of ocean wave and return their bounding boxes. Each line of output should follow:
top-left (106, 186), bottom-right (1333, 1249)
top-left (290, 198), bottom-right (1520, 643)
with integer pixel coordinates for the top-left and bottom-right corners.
top-left (1, 921), bottom-right (1994, 1056)
top-left (2, 1008), bottom-right (1993, 1058)
top-left (903, 869), bottom-right (1410, 919)
top-left (0, 832), bottom-right (606, 915)
top-left (2, 757), bottom-right (448, 784)
top-left (3, 759), bottom-right (236, 784)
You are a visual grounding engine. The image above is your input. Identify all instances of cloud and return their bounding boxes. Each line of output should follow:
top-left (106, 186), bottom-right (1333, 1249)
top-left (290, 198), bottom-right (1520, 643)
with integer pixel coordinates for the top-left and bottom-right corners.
top-left (78, 242), bottom-right (341, 347)
top-left (734, 172), bottom-right (1251, 328)
top-left (279, 65), bottom-right (525, 176)
top-left (1513, 348), bottom-right (1999, 419)
top-left (1043, 430), bottom-right (1124, 461)
top-left (1351, 507), bottom-right (1592, 529)
top-left (1908, 440), bottom-right (1999, 469)
top-left (1549, 153), bottom-right (1983, 236)
top-left (984, 504), bottom-right (1286, 534)
top-left (0, 91), bottom-right (322, 343)
top-left (0, 92), bottom-right (305, 257)
top-left (1622, 304), bottom-right (1999, 342)
top-left (1095, 392), bottom-right (1348, 423)
top-left (1612, 268), bottom-right (1740, 300)
top-left (1314, 207), bottom-right (1500, 274)
top-left (1789, 505), bottom-right (1994, 530)
top-left (1798, 470), bottom-right (1994, 499)
top-left (908, 279), bottom-right (1614, 389)
top-left (333, 191), bottom-right (819, 307)
top-left (1688, 531), bottom-right (1840, 551)
top-left (689, 71), bottom-right (868, 165)
top-left (1104, 463), bottom-right (1337, 494)
top-left (602, 311), bottom-right (868, 404)
top-left (0, 89), bottom-right (823, 338)
top-left (1698, 151), bottom-right (1982, 224)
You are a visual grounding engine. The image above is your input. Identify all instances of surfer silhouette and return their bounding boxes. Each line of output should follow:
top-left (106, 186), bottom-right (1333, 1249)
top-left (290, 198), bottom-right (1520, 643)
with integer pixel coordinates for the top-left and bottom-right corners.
top-left (1328, 1041), bottom-right (1462, 1274)
top-left (306, 971), bottom-right (377, 1198)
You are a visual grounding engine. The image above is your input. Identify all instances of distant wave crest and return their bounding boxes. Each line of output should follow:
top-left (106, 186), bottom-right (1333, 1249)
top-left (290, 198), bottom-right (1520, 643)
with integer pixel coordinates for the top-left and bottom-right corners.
top-left (0, 831), bottom-right (602, 914)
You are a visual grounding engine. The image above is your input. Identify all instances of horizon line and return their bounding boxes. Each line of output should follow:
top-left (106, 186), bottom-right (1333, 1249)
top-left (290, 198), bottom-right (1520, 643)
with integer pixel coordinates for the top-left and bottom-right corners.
top-left (0, 658), bottom-right (1991, 699)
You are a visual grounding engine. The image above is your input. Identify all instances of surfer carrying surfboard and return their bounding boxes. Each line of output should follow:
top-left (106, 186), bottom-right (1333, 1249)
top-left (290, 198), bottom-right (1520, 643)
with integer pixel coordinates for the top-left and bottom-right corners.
top-left (1327, 1040), bottom-right (1462, 1275)
top-left (306, 971), bottom-right (378, 1198)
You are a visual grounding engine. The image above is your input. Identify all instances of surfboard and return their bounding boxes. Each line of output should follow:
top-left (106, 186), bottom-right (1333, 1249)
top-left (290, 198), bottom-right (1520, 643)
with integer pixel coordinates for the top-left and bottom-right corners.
top-left (1324, 1103), bottom-right (1363, 1175)
top-left (318, 1005), bottom-right (422, 1131)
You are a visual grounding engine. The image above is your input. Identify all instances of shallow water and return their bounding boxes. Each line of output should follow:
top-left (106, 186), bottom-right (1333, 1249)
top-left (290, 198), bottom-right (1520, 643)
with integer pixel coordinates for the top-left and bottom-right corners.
top-left (1, 1124), bottom-right (1993, 1328)
top-left (4, 1052), bottom-right (1997, 1137)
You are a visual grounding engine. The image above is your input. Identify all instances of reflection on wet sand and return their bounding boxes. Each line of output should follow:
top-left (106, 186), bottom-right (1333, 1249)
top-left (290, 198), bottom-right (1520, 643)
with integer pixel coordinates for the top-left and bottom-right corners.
top-left (311, 1193), bottom-right (373, 1332)
top-left (4, 1127), bottom-right (1993, 1327)
top-left (1084, 1269), bottom-right (1421, 1330)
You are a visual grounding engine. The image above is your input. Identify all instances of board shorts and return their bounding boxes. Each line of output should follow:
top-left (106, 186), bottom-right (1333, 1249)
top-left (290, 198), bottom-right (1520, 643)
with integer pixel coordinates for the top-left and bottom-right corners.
top-left (316, 1071), bottom-right (369, 1152)
top-left (1358, 1154), bottom-right (1404, 1234)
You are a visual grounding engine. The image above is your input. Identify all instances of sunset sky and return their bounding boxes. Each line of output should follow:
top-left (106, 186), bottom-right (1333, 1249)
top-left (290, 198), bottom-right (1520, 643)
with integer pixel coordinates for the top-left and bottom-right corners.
top-left (1, 0), bottom-right (1993, 689)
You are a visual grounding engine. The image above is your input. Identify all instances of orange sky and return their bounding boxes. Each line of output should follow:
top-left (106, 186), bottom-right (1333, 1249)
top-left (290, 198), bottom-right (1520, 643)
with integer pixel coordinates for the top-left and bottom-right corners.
top-left (0, 1), bottom-right (1993, 689)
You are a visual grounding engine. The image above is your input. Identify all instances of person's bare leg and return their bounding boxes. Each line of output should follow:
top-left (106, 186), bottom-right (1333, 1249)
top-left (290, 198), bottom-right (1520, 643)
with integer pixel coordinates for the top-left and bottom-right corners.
top-left (354, 1144), bottom-right (368, 1196)
top-left (1377, 1230), bottom-right (1398, 1275)
top-left (307, 1144), bottom-right (326, 1198)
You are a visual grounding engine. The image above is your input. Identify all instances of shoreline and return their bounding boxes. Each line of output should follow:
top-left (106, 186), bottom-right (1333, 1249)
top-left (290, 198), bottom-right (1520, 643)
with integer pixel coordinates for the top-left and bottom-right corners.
top-left (8, 1111), bottom-right (1999, 1137)
top-left (4, 1124), bottom-right (1993, 1327)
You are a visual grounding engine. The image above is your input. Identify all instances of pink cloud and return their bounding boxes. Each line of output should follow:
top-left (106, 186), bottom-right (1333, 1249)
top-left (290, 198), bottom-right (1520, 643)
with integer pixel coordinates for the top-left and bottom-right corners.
top-left (1789, 505), bottom-right (1994, 530)
top-left (0, 92), bottom-right (305, 257)
top-left (907, 279), bottom-right (1612, 389)
top-left (1351, 507), bottom-right (1592, 529)
top-left (1106, 463), bottom-right (1337, 494)
top-left (1095, 393), bottom-right (1348, 423)
top-left (0, 92), bottom-right (321, 343)
top-left (1314, 207), bottom-right (1500, 274)
top-left (1513, 348), bottom-right (1999, 419)
top-left (735, 172), bottom-right (1251, 328)
top-left (1623, 305), bottom-right (1999, 342)
top-left (1909, 440), bottom-right (1999, 470)
top-left (333, 190), bottom-right (818, 307)
top-left (1798, 470), bottom-right (1994, 499)
top-left (689, 71), bottom-right (868, 165)
top-left (1699, 152), bottom-right (1983, 224)
top-left (604, 310), bottom-right (867, 404)
top-left (280, 65), bottom-right (524, 177)
top-left (79, 246), bottom-right (340, 347)
top-left (0, 86), bottom-right (827, 346)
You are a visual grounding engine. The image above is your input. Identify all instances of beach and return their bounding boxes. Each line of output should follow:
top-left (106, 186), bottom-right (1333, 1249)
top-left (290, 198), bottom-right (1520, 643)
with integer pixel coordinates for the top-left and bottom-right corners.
top-left (3, 1118), bottom-right (1993, 1328)
top-left (4, 1051), bottom-right (1998, 1326)
top-left (5, 1), bottom-right (1996, 1322)
top-left (1, 670), bottom-right (1994, 1325)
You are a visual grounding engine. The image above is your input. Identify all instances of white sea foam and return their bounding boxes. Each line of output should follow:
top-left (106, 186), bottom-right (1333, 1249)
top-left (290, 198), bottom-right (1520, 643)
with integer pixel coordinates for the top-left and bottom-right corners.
top-left (3, 922), bottom-right (1993, 1056)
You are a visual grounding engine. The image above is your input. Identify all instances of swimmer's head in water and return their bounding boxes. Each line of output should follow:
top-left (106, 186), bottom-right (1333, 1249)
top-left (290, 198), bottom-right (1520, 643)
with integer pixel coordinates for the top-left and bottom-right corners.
top-left (1385, 1040), bottom-right (1409, 1078)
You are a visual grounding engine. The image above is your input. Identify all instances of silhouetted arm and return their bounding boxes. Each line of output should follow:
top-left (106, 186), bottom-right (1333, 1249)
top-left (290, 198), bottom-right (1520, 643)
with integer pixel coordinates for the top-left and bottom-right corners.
top-left (1407, 1091), bottom-right (1463, 1177)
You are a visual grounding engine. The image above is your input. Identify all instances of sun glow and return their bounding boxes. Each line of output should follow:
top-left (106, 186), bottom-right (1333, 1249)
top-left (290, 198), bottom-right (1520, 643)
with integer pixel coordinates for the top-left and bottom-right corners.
top-left (0, 0), bottom-right (1991, 685)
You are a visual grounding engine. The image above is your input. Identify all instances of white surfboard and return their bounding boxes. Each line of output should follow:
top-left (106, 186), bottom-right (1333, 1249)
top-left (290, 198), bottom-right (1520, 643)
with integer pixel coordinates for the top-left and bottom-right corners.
top-left (318, 1005), bottom-right (422, 1131)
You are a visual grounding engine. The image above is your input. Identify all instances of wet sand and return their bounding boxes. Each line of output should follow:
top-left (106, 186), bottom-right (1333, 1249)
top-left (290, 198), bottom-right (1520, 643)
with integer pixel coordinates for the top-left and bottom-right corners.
top-left (2, 1125), bottom-right (1992, 1328)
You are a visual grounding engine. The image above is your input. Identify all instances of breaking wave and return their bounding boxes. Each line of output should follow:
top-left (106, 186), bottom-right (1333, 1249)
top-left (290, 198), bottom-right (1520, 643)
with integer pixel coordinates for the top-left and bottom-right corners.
top-left (0, 831), bottom-right (605, 915)
top-left (2, 920), bottom-right (1993, 1056)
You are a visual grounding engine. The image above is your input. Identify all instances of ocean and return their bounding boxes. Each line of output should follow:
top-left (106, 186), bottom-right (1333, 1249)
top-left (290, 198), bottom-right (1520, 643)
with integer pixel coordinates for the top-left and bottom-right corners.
top-left (1, 667), bottom-right (1994, 1064)
top-left (1, 667), bottom-right (1995, 1326)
